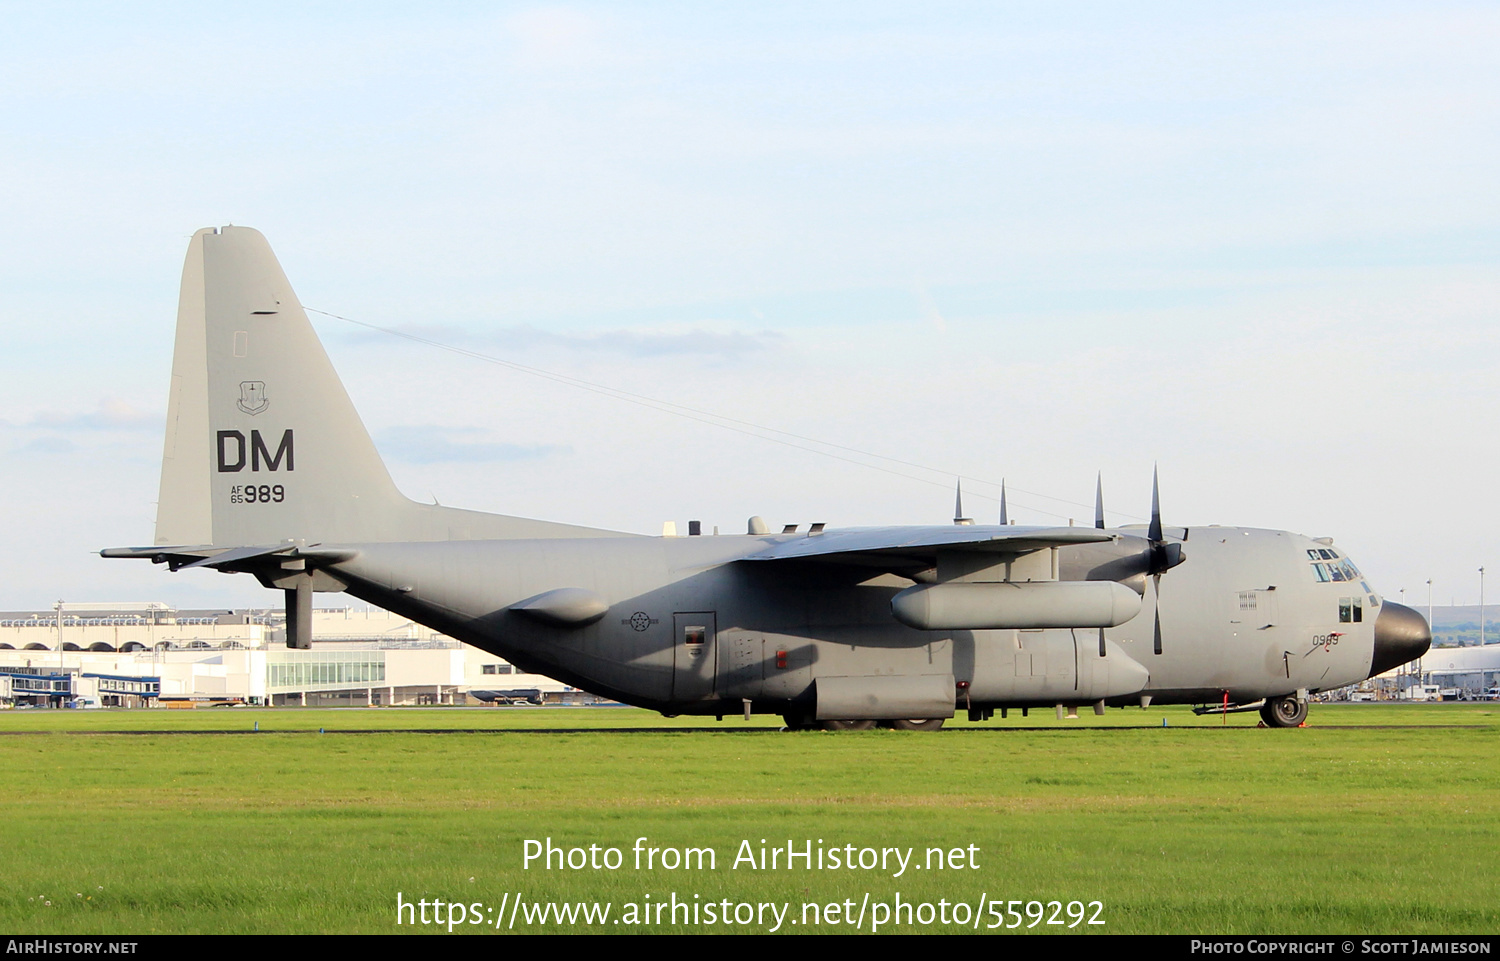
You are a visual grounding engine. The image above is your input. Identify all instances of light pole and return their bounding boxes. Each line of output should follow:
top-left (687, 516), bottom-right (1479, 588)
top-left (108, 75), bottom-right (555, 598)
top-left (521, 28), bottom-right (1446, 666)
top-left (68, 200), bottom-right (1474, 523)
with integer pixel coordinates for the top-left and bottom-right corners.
top-left (1481, 567), bottom-right (1487, 647)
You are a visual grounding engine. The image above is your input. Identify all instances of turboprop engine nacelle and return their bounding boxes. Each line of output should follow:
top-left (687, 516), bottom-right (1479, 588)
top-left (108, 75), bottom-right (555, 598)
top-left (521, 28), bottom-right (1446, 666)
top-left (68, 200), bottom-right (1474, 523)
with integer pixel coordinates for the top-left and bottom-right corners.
top-left (890, 580), bottom-right (1142, 632)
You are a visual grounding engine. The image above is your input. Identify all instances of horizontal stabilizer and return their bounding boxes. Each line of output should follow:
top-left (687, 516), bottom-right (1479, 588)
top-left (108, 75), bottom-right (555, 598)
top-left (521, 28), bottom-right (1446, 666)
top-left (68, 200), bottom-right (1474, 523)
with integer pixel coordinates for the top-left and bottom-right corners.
top-left (101, 542), bottom-right (356, 571)
top-left (100, 545), bottom-right (214, 560)
top-left (178, 544), bottom-right (293, 570)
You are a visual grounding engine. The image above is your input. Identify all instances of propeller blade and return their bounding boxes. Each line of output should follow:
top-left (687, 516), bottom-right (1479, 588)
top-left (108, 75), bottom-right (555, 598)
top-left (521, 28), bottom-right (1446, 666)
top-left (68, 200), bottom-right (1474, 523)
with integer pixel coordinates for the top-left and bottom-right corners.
top-left (1153, 577), bottom-right (1163, 655)
top-left (953, 478), bottom-right (972, 525)
top-left (1145, 465), bottom-right (1186, 576)
top-left (1148, 465), bottom-right (1163, 544)
top-left (1092, 470), bottom-right (1109, 655)
top-left (999, 479), bottom-right (1009, 526)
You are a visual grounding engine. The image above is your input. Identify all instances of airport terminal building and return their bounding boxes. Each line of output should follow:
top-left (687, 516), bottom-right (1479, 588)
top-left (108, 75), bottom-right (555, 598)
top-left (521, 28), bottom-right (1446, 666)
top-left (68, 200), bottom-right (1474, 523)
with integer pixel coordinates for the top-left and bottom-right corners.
top-left (0, 602), bottom-right (578, 708)
top-left (1415, 645), bottom-right (1500, 698)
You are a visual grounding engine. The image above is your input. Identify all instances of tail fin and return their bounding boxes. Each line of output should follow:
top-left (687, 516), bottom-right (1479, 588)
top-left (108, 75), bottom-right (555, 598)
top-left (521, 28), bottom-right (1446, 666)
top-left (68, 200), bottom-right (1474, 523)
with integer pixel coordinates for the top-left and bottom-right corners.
top-left (155, 226), bottom-right (618, 547)
top-left (156, 226), bottom-right (407, 546)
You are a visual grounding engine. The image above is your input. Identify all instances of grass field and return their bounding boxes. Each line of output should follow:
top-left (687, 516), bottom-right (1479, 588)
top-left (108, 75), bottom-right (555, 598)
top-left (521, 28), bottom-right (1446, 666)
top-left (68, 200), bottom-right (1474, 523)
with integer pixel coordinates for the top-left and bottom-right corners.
top-left (0, 703), bottom-right (1495, 935)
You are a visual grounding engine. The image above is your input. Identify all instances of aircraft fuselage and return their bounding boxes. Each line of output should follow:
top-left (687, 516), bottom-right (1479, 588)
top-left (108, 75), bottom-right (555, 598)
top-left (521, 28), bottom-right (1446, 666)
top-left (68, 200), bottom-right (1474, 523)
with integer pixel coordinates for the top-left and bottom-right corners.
top-left (325, 524), bottom-right (1380, 717)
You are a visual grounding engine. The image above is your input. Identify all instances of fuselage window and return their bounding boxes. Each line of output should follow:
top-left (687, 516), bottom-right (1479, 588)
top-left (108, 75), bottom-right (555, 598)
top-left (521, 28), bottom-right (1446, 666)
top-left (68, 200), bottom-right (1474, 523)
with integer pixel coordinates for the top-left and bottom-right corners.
top-left (1339, 597), bottom-right (1363, 623)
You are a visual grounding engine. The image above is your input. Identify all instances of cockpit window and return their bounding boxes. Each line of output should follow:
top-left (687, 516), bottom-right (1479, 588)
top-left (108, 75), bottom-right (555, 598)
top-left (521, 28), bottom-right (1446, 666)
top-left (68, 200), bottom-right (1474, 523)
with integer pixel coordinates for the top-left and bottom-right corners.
top-left (1309, 550), bottom-right (1360, 584)
top-left (1339, 597), bottom-right (1363, 623)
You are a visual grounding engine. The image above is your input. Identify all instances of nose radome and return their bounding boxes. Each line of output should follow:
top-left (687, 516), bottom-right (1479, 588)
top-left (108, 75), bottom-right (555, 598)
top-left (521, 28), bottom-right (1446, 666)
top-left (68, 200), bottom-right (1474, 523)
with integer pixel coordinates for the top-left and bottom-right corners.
top-left (1369, 601), bottom-right (1432, 677)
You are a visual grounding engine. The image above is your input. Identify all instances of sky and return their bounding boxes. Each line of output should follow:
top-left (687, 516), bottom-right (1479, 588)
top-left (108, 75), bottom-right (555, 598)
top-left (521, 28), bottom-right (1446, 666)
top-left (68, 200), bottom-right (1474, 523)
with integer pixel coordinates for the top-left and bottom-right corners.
top-left (1, 2), bottom-right (1497, 611)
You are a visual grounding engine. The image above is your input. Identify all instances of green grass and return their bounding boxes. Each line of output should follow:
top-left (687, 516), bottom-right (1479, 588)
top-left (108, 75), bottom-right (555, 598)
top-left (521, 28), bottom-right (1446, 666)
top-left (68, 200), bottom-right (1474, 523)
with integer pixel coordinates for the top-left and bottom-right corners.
top-left (0, 704), bottom-right (1495, 935)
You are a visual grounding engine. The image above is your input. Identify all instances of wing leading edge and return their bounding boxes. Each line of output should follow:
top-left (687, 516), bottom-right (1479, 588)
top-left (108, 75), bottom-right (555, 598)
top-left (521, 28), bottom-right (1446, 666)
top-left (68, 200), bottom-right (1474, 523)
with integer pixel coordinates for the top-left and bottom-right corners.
top-left (742, 525), bottom-right (1117, 565)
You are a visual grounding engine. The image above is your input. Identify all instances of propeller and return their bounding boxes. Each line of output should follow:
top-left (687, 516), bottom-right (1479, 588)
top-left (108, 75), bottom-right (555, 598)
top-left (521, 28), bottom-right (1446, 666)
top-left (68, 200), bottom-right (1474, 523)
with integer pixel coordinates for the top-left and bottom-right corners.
top-left (1096, 472), bottom-right (1106, 655)
top-left (999, 479), bottom-right (1009, 526)
top-left (1146, 466), bottom-right (1186, 655)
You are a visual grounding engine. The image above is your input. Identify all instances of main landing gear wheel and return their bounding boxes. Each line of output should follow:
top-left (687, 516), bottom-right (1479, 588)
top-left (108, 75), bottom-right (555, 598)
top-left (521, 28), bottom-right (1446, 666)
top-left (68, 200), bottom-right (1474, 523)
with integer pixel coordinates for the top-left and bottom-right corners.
top-left (1260, 695), bottom-right (1308, 728)
top-left (884, 718), bottom-right (945, 732)
top-left (819, 719), bottom-right (876, 731)
top-left (781, 711), bottom-right (813, 731)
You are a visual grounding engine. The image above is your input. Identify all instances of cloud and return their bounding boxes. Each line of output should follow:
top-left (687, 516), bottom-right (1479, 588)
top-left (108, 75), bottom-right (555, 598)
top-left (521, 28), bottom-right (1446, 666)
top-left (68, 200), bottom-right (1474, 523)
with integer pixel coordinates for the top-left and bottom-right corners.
top-left (377, 426), bottom-right (569, 465)
top-left (505, 7), bottom-right (614, 71)
top-left (345, 322), bottom-right (786, 361)
top-left (483, 324), bottom-right (785, 358)
top-left (10, 436), bottom-right (76, 455)
top-left (26, 399), bottom-right (159, 432)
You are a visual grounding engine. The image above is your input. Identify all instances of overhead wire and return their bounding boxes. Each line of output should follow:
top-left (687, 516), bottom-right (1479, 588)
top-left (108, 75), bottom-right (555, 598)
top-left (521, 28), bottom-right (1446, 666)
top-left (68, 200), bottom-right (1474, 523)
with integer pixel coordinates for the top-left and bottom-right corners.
top-left (305, 306), bottom-right (1146, 524)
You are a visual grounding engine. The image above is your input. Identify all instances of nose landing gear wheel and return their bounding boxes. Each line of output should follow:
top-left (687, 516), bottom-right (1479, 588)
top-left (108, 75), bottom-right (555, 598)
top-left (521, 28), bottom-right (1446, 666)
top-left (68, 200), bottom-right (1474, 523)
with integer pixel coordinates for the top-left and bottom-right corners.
top-left (1260, 695), bottom-right (1308, 728)
top-left (884, 718), bottom-right (945, 732)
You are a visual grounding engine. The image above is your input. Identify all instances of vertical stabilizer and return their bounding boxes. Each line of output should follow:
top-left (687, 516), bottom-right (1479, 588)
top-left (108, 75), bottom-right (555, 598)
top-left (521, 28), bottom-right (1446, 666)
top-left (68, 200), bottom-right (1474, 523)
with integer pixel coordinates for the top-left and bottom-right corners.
top-left (155, 226), bottom-right (409, 546)
top-left (152, 226), bottom-right (630, 549)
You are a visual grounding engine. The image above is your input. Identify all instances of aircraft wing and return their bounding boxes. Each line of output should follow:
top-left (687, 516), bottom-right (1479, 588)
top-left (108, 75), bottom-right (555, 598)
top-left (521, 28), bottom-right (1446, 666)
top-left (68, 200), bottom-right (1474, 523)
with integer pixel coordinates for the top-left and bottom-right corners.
top-left (742, 525), bottom-right (1116, 567)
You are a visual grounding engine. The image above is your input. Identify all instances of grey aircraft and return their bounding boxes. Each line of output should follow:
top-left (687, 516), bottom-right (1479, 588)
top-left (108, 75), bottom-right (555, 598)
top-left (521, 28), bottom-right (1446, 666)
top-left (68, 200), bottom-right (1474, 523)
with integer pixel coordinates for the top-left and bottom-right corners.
top-left (104, 227), bottom-right (1432, 729)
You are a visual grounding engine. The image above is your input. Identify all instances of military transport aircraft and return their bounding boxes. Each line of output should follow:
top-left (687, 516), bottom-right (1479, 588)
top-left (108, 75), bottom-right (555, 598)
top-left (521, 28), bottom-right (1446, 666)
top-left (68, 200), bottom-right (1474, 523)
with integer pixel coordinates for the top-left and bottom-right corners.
top-left (103, 227), bottom-right (1432, 729)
